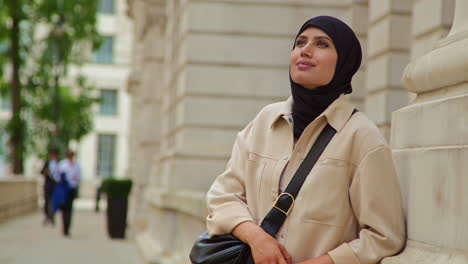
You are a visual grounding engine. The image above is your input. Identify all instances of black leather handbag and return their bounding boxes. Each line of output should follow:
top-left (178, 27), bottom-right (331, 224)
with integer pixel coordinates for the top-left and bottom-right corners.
top-left (190, 232), bottom-right (254, 264)
top-left (190, 122), bottom-right (341, 264)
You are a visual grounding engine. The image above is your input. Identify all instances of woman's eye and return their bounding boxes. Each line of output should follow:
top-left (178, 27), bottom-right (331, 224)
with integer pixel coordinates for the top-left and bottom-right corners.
top-left (295, 40), bottom-right (306, 47)
top-left (317, 41), bottom-right (329, 48)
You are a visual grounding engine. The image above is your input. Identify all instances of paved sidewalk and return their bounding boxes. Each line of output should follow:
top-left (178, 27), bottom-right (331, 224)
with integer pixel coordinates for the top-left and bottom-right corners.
top-left (0, 199), bottom-right (142, 264)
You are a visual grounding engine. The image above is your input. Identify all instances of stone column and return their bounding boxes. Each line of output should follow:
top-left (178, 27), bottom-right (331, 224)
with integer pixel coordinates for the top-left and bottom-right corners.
top-left (345, 0), bottom-right (369, 111)
top-left (126, 0), bottom-right (166, 235)
top-left (384, 0), bottom-right (468, 262)
top-left (365, 0), bottom-right (412, 140)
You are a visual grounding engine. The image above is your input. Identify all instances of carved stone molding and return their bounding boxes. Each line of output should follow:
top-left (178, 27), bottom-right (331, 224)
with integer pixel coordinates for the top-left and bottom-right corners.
top-left (138, 1), bottom-right (166, 41)
top-left (402, 0), bottom-right (467, 95)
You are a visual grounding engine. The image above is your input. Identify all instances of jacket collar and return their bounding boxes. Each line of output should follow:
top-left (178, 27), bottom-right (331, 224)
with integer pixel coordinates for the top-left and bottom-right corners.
top-left (270, 97), bottom-right (293, 128)
top-left (270, 94), bottom-right (355, 133)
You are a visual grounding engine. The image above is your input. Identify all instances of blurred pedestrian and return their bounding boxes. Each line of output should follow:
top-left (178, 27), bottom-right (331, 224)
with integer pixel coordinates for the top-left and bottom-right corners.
top-left (40, 149), bottom-right (59, 226)
top-left (56, 149), bottom-right (82, 237)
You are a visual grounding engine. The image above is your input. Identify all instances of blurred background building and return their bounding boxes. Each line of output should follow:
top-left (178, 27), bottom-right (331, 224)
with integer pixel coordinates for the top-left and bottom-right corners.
top-left (73, 0), bottom-right (133, 197)
top-left (0, 0), bottom-right (132, 198)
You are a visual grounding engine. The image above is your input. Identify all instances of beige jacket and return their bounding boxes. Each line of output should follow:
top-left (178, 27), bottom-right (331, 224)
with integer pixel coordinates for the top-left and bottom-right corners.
top-left (206, 95), bottom-right (405, 264)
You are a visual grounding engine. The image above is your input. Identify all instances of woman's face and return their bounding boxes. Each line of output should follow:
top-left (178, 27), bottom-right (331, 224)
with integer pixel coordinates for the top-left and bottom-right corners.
top-left (290, 27), bottom-right (338, 89)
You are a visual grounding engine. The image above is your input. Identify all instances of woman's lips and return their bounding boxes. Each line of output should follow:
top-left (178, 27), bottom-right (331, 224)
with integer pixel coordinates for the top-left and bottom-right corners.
top-left (296, 60), bottom-right (315, 70)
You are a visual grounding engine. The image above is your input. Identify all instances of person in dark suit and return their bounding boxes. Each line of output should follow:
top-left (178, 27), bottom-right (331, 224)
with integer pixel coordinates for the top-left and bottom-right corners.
top-left (40, 149), bottom-right (59, 226)
top-left (57, 150), bottom-right (82, 236)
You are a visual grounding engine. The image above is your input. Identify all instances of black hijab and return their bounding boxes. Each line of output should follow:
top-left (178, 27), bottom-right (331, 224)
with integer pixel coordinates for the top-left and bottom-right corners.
top-left (291, 16), bottom-right (362, 139)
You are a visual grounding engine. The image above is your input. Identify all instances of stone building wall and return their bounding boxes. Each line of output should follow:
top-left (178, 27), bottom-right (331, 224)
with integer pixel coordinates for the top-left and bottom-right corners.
top-left (383, 0), bottom-right (468, 262)
top-left (126, 0), bottom-right (467, 263)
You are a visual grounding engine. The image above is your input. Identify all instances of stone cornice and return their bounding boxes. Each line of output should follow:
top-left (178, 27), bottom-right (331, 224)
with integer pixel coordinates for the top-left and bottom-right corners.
top-left (402, 0), bottom-right (468, 95)
top-left (401, 34), bottom-right (468, 94)
top-left (126, 0), bottom-right (133, 18)
top-left (126, 70), bottom-right (141, 94)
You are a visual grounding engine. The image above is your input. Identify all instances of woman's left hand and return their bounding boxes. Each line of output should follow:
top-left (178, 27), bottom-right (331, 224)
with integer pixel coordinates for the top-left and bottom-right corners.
top-left (296, 254), bottom-right (334, 264)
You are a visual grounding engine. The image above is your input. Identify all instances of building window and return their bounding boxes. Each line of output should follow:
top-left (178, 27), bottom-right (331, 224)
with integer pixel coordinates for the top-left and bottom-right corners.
top-left (99, 89), bottom-right (117, 115)
top-left (95, 36), bottom-right (114, 64)
top-left (0, 42), bottom-right (8, 54)
top-left (98, 0), bottom-right (115, 14)
top-left (1, 95), bottom-right (10, 110)
top-left (96, 134), bottom-right (116, 178)
top-left (0, 125), bottom-right (9, 178)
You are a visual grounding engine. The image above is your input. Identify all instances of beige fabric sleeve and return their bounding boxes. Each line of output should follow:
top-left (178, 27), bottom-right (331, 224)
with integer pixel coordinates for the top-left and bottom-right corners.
top-left (329, 146), bottom-right (406, 264)
top-left (206, 121), bottom-right (255, 237)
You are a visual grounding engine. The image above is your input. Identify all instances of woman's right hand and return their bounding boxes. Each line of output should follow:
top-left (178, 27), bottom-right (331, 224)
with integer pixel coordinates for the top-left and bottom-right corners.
top-left (249, 230), bottom-right (292, 264)
top-left (232, 221), bottom-right (292, 264)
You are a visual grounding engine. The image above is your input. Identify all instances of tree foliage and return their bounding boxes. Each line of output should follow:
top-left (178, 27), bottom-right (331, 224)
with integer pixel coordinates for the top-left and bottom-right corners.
top-left (0, 0), bottom-right (101, 173)
top-left (30, 76), bottom-right (99, 158)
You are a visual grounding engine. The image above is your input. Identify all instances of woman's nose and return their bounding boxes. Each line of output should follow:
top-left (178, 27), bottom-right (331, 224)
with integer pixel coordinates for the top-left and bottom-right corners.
top-left (300, 43), bottom-right (313, 58)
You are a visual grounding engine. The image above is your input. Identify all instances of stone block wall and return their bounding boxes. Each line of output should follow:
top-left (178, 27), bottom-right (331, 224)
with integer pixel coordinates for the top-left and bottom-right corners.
top-left (0, 179), bottom-right (38, 223)
top-left (366, 0), bottom-right (412, 140)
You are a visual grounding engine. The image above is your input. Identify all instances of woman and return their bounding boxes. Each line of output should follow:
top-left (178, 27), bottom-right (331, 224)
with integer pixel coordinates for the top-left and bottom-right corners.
top-left (205, 16), bottom-right (405, 264)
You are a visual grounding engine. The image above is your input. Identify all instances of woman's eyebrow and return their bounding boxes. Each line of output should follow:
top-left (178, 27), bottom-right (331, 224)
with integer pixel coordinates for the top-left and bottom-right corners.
top-left (314, 36), bottom-right (332, 42)
top-left (296, 35), bottom-right (332, 42)
top-left (296, 35), bottom-right (307, 41)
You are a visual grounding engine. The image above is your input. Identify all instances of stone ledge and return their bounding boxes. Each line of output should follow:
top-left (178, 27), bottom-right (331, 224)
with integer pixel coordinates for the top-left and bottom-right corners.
top-left (390, 92), bottom-right (468, 149)
top-left (382, 240), bottom-right (468, 264)
top-left (0, 196), bottom-right (37, 223)
top-left (146, 187), bottom-right (207, 220)
top-left (0, 179), bottom-right (38, 223)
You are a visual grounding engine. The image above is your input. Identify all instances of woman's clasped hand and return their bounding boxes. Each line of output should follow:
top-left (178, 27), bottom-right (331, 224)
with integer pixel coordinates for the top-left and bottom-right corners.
top-left (233, 221), bottom-right (335, 264)
top-left (250, 230), bottom-right (292, 264)
top-left (233, 221), bottom-right (293, 264)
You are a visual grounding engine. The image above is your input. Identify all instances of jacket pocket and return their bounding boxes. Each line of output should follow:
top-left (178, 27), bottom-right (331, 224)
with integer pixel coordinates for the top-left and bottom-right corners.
top-left (299, 159), bottom-right (353, 227)
top-left (245, 152), bottom-right (266, 221)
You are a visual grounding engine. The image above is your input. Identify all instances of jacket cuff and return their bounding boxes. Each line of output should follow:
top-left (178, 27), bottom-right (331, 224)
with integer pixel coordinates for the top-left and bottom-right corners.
top-left (206, 202), bottom-right (254, 236)
top-left (328, 243), bottom-right (361, 264)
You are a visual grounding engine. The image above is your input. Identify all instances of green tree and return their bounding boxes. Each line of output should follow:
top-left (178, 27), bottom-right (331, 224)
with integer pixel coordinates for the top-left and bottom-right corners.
top-left (0, 0), bottom-right (32, 174)
top-left (31, 77), bottom-right (98, 157)
top-left (0, 0), bottom-right (101, 174)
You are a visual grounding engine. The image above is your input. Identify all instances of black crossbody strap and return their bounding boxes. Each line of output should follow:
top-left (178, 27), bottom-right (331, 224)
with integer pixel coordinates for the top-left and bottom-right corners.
top-left (259, 109), bottom-right (357, 237)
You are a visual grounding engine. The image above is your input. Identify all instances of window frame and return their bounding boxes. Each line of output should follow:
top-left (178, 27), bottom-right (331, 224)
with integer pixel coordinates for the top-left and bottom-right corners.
top-left (98, 0), bottom-right (115, 14)
top-left (1, 95), bottom-right (11, 111)
top-left (96, 134), bottom-right (117, 179)
top-left (95, 36), bottom-right (114, 64)
top-left (98, 89), bottom-right (118, 116)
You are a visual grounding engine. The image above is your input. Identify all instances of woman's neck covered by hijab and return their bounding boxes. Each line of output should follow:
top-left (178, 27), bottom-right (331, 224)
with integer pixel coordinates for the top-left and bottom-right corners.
top-left (291, 16), bottom-right (362, 139)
